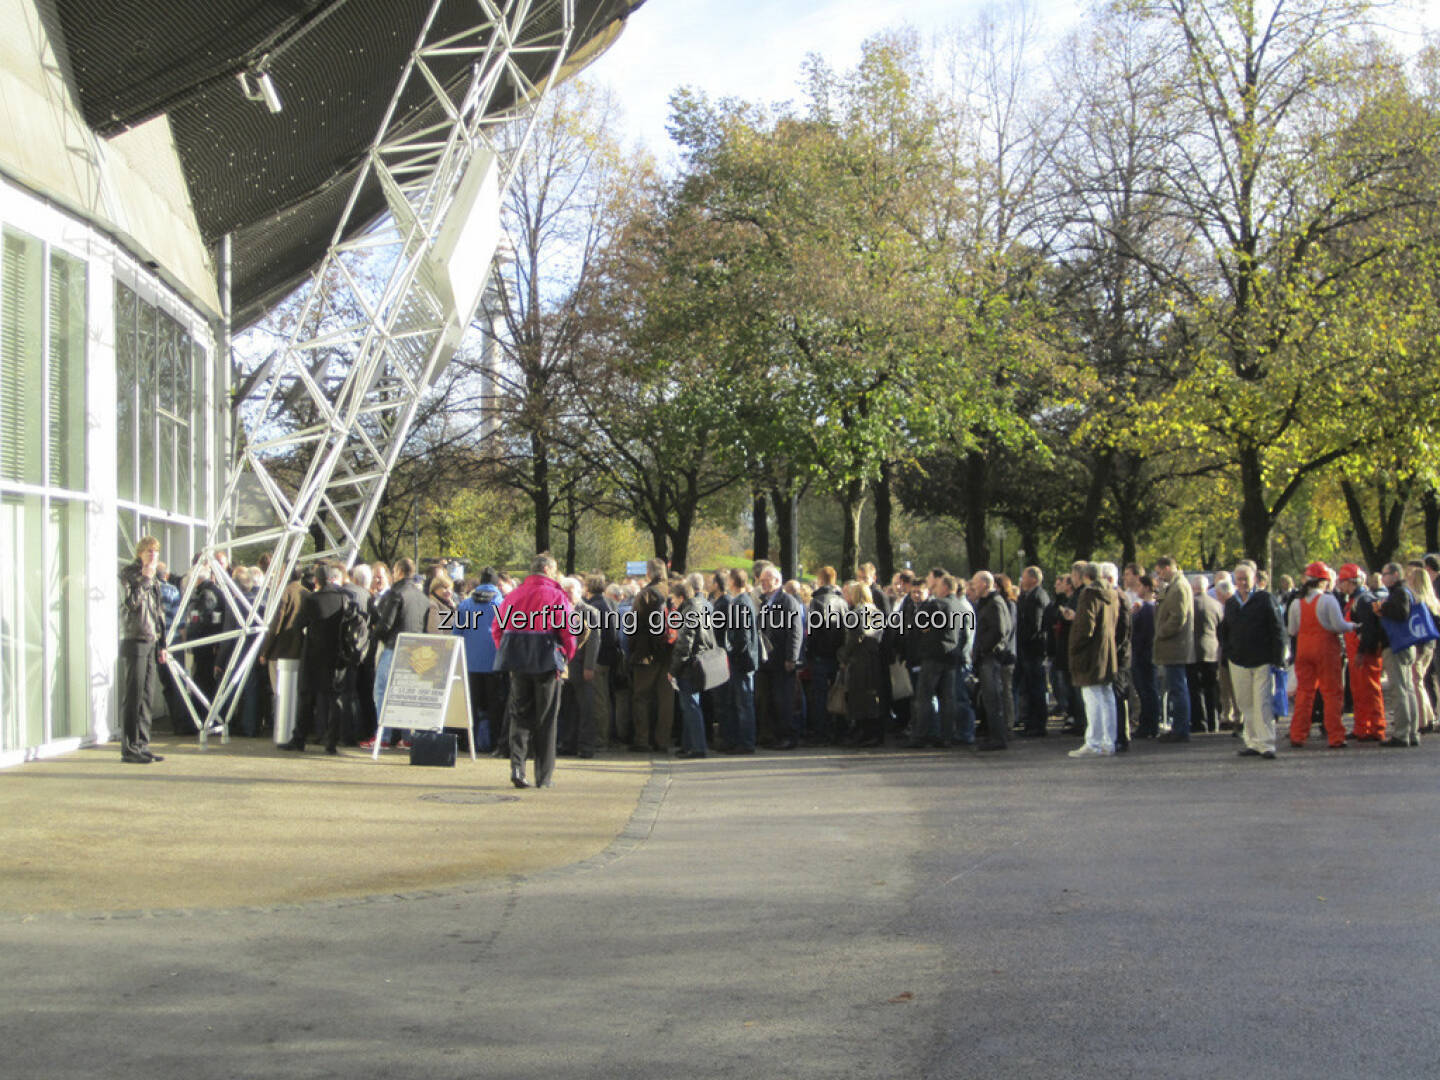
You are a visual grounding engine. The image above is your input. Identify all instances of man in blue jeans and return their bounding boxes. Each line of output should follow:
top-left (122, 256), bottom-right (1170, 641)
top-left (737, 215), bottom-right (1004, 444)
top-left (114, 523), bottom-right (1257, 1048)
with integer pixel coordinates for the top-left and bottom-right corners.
top-left (1153, 555), bottom-right (1195, 742)
top-left (720, 568), bottom-right (760, 752)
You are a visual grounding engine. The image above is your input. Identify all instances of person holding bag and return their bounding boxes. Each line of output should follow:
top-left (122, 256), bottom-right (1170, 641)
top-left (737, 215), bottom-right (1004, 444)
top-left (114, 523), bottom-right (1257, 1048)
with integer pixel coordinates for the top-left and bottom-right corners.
top-left (1375, 562), bottom-right (1434, 748)
top-left (669, 578), bottom-right (719, 759)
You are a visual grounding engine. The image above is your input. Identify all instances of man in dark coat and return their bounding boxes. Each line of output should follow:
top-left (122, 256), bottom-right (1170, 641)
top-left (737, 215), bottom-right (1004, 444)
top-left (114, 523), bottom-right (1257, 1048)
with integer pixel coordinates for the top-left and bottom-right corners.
top-left (584, 574), bottom-right (619, 751)
top-left (627, 559), bottom-right (675, 751)
top-left (1220, 560), bottom-right (1286, 758)
top-left (1016, 566), bottom-right (1051, 736)
top-left (280, 564), bottom-right (351, 753)
top-left (721, 568), bottom-right (760, 753)
top-left (756, 564), bottom-right (804, 750)
top-left (970, 571), bottom-right (1014, 752)
top-left (805, 566), bottom-right (848, 744)
top-left (368, 557), bottom-right (430, 748)
top-left (118, 536), bottom-right (169, 763)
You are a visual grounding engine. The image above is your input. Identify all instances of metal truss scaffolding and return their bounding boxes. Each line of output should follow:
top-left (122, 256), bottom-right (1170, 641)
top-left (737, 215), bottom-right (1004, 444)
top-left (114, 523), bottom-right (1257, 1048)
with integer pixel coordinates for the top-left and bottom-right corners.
top-left (166, 0), bottom-right (575, 743)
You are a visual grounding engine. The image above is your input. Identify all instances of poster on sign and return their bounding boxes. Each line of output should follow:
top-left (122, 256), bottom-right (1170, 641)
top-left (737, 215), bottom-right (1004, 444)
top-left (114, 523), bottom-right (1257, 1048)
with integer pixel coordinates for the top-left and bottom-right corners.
top-left (375, 633), bottom-right (476, 761)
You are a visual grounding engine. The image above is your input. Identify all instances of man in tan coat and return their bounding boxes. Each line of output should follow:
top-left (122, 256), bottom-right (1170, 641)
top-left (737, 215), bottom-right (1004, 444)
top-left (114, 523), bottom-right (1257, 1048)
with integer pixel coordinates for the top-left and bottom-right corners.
top-left (1153, 555), bottom-right (1196, 742)
top-left (1068, 563), bottom-right (1120, 757)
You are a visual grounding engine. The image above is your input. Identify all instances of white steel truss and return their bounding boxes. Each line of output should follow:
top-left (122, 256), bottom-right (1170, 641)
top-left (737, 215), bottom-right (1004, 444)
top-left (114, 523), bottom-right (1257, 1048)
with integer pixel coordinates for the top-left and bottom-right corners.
top-left (166, 0), bottom-right (575, 743)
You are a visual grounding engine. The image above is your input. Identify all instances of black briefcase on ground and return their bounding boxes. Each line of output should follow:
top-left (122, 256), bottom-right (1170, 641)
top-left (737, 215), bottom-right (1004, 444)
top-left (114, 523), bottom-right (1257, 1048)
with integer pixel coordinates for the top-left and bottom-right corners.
top-left (409, 730), bottom-right (457, 767)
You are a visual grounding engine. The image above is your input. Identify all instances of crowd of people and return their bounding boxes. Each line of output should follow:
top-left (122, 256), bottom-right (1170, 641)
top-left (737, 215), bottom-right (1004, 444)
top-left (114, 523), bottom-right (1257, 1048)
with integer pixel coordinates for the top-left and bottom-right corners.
top-left (116, 538), bottom-right (1440, 779)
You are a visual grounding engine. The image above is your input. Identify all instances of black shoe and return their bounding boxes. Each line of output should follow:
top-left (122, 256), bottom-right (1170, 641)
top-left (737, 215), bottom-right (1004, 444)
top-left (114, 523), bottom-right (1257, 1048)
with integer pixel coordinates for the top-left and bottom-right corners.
top-left (1019, 729), bottom-right (1047, 738)
top-left (278, 739), bottom-right (304, 751)
top-left (511, 774), bottom-right (531, 788)
top-left (1115, 742), bottom-right (1128, 753)
top-left (536, 780), bottom-right (554, 788)
top-left (1157, 732), bottom-right (1189, 743)
top-left (726, 745), bottom-right (756, 754)
top-left (1408, 735), bottom-right (1421, 747)
top-left (1261, 750), bottom-right (1277, 759)
top-left (577, 750), bottom-right (595, 759)
top-left (902, 739), bottom-right (930, 749)
top-left (143, 752), bottom-right (165, 762)
top-left (855, 736), bottom-right (884, 748)
top-left (324, 745), bottom-right (338, 755)
top-left (627, 745), bottom-right (650, 752)
top-left (1380, 738), bottom-right (1410, 748)
top-left (773, 738), bottom-right (798, 750)
top-left (677, 749), bottom-right (707, 759)
top-left (120, 753), bottom-right (152, 764)
top-left (1237, 747), bottom-right (1261, 757)
top-left (976, 741), bottom-right (1007, 752)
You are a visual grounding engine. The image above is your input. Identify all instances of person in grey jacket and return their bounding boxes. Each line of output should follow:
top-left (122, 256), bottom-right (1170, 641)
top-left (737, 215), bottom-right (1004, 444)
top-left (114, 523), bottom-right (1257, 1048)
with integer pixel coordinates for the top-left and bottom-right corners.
top-left (969, 571), bottom-right (1014, 752)
top-left (669, 579), bottom-right (719, 758)
top-left (1153, 556), bottom-right (1196, 742)
top-left (118, 536), bottom-right (169, 763)
top-left (1189, 574), bottom-right (1224, 733)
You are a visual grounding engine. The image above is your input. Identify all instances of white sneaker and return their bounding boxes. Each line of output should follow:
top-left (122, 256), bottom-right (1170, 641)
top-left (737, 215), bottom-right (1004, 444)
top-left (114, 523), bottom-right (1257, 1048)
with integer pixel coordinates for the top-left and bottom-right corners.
top-left (1068, 745), bottom-right (1101, 758)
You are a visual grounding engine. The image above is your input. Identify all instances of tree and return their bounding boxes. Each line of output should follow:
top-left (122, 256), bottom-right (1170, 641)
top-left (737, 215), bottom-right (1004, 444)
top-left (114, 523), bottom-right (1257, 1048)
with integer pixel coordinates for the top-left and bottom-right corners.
top-left (474, 80), bottom-right (653, 554)
top-left (1130, 0), bottom-right (1440, 566)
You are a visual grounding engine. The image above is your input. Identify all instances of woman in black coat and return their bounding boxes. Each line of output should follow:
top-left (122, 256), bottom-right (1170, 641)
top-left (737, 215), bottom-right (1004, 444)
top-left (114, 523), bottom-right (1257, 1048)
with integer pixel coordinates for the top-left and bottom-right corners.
top-left (838, 581), bottom-right (886, 747)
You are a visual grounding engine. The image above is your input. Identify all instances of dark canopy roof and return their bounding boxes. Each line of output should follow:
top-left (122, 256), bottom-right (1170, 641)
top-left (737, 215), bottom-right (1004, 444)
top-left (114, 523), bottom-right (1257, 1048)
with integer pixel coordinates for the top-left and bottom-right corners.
top-left (54, 0), bottom-right (643, 326)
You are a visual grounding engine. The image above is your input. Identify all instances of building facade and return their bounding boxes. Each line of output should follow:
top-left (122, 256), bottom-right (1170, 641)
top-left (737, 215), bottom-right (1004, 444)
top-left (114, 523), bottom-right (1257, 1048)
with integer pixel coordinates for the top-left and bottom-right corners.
top-left (0, 0), bottom-right (226, 763)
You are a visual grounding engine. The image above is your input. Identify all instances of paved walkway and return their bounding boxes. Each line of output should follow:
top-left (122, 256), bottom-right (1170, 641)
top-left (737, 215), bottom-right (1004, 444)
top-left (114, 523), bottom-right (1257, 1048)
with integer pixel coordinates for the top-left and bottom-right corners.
top-left (1, 734), bottom-right (1437, 1078)
top-left (0, 735), bottom-right (651, 913)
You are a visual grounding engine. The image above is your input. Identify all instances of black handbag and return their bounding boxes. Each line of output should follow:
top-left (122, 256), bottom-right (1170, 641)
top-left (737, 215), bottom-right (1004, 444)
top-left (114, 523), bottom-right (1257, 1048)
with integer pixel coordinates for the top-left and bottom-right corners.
top-left (409, 730), bottom-right (457, 767)
top-left (690, 646), bottom-right (730, 691)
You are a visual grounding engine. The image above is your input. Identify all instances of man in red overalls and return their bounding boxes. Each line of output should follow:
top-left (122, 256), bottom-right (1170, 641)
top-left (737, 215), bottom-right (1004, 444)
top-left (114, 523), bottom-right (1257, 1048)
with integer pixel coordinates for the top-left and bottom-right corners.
top-left (1336, 563), bottom-right (1385, 741)
top-left (1288, 561), bottom-right (1356, 749)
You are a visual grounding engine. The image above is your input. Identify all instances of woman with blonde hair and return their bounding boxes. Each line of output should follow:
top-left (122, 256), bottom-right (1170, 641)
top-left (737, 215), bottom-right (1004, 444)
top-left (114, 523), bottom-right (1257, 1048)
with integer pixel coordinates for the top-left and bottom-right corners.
top-left (1406, 563), bottom-right (1440, 733)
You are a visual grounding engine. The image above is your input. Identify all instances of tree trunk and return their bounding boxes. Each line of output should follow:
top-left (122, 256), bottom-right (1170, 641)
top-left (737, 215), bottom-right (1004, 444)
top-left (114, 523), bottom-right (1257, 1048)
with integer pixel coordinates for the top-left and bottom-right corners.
top-left (670, 499), bottom-right (696, 573)
top-left (752, 488), bottom-right (770, 564)
top-left (839, 477), bottom-right (866, 578)
top-left (530, 435), bottom-right (551, 554)
top-left (962, 450), bottom-right (990, 572)
top-left (1020, 523), bottom-right (1041, 571)
top-left (1070, 449), bottom-right (1112, 561)
top-left (1237, 445), bottom-right (1271, 569)
top-left (1424, 487), bottom-right (1440, 554)
top-left (873, 464), bottom-right (894, 582)
top-left (562, 493), bottom-right (579, 575)
top-left (771, 486), bottom-right (797, 581)
top-left (650, 525), bottom-right (668, 566)
top-left (1340, 477), bottom-right (1409, 570)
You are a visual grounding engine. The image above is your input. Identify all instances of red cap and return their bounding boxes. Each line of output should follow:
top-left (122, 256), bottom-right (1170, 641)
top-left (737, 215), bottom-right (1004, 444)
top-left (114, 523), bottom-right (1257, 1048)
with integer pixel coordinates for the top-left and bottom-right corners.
top-left (1337, 563), bottom-right (1364, 582)
top-left (1304, 560), bottom-right (1332, 581)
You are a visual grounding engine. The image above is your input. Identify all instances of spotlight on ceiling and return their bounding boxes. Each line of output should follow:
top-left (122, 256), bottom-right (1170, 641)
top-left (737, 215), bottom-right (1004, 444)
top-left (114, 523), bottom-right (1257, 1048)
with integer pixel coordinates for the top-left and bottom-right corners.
top-left (238, 68), bottom-right (283, 114)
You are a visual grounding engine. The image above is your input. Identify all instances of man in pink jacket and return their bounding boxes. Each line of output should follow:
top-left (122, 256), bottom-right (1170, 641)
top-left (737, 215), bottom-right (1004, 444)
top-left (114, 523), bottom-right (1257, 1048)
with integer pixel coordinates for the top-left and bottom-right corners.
top-left (492, 552), bottom-right (576, 788)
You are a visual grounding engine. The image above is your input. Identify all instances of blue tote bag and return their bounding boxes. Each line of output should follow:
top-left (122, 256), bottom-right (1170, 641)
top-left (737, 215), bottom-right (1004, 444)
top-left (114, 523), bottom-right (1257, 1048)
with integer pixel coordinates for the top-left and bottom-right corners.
top-left (1379, 592), bottom-right (1440, 652)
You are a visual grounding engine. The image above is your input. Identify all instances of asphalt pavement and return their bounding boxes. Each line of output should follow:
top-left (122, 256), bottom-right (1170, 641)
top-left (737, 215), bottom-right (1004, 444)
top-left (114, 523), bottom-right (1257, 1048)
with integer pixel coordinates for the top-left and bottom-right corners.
top-left (2, 733), bottom-right (1436, 1079)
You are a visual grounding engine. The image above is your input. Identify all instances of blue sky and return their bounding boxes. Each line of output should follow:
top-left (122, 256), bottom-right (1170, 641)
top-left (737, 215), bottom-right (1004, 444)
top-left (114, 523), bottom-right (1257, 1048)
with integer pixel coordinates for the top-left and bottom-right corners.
top-left (583, 0), bottom-right (1024, 158)
top-left (582, 0), bottom-right (1436, 161)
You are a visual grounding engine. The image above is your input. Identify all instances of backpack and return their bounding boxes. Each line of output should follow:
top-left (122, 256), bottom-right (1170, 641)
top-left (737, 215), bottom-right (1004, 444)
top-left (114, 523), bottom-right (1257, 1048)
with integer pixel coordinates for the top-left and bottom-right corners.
top-left (336, 594), bottom-right (370, 670)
